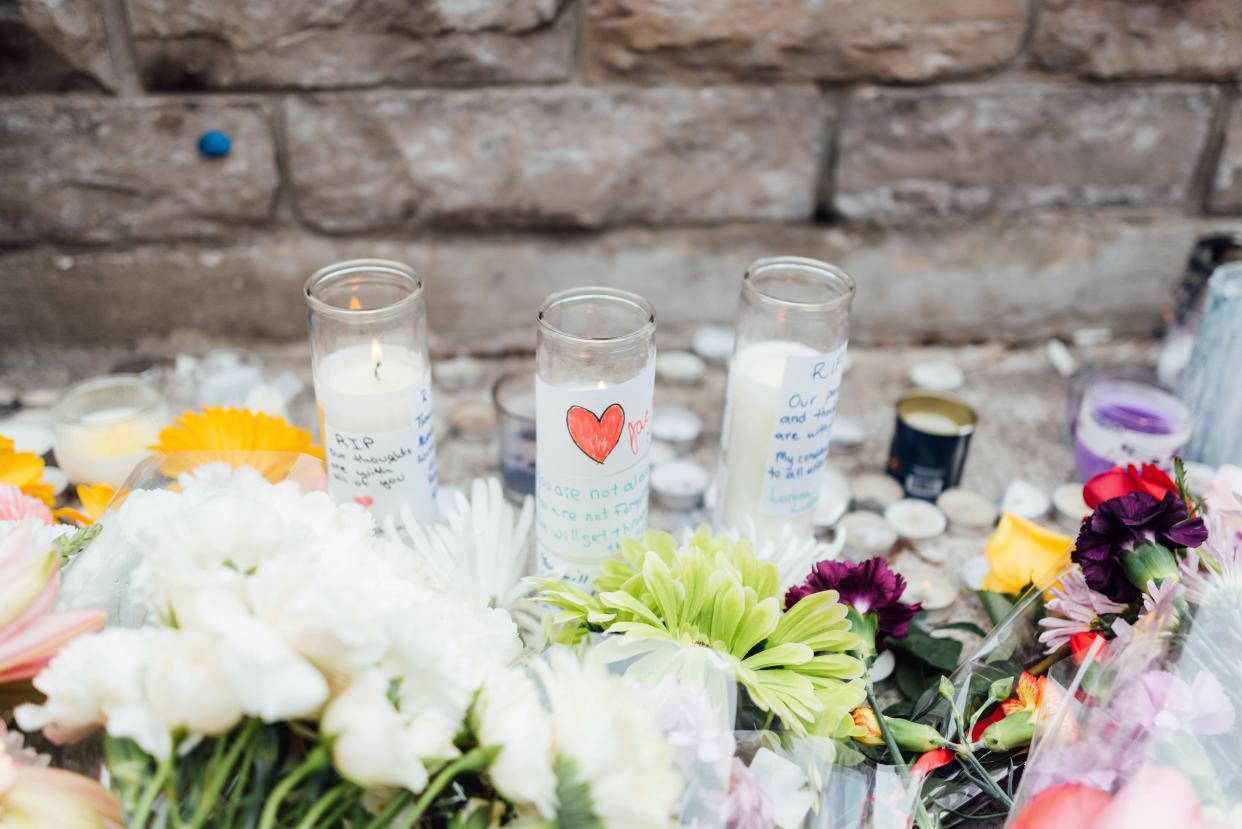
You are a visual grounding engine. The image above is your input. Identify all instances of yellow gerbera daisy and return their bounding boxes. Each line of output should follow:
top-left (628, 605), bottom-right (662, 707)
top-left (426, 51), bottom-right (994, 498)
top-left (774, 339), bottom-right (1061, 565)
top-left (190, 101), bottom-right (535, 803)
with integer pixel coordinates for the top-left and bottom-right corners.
top-left (150, 407), bottom-right (324, 481)
top-left (52, 484), bottom-right (117, 527)
top-left (0, 435), bottom-right (53, 506)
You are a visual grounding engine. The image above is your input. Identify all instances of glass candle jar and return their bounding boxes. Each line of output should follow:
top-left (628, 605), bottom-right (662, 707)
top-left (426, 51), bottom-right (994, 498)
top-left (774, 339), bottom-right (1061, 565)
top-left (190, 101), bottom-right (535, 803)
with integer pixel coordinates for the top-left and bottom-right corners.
top-left (52, 375), bottom-right (168, 486)
top-left (1074, 378), bottom-right (1192, 481)
top-left (305, 259), bottom-right (438, 526)
top-left (535, 287), bottom-right (656, 586)
top-left (1180, 262), bottom-right (1242, 466)
top-left (493, 371), bottom-right (537, 504)
top-left (717, 257), bottom-right (855, 541)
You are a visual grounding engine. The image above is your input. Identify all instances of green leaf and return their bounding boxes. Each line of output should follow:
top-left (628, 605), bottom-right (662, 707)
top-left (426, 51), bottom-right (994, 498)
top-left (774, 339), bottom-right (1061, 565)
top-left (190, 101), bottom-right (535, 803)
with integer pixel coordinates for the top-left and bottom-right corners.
top-left (937, 621), bottom-right (988, 637)
top-left (977, 591), bottom-right (1017, 627)
top-left (553, 758), bottom-right (603, 829)
top-left (55, 523), bottom-right (102, 563)
top-left (888, 625), bottom-right (962, 671)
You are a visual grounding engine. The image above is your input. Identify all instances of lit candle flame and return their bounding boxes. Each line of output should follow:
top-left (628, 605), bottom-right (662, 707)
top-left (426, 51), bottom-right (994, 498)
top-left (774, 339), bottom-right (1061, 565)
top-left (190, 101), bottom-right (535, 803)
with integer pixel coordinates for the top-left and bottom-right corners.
top-left (371, 338), bottom-right (383, 381)
top-left (595, 380), bottom-right (606, 390)
top-left (348, 296), bottom-right (363, 310)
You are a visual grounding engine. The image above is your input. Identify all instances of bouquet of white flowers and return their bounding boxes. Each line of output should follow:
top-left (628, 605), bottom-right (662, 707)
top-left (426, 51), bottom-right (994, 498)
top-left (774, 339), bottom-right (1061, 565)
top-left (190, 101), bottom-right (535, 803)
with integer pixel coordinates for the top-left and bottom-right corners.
top-left (14, 462), bottom-right (700, 828)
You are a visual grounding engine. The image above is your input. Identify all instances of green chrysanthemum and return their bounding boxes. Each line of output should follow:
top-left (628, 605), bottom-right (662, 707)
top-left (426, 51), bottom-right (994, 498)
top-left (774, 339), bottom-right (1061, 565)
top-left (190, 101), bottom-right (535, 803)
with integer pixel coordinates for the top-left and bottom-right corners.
top-left (535, 527), bottom-right (866, 737)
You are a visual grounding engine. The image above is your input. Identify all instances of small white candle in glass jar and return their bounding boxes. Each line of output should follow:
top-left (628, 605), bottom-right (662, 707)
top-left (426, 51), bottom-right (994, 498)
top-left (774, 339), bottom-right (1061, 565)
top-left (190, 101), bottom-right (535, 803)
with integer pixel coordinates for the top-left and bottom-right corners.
top-left (52, 375), bottom-right (168, 486)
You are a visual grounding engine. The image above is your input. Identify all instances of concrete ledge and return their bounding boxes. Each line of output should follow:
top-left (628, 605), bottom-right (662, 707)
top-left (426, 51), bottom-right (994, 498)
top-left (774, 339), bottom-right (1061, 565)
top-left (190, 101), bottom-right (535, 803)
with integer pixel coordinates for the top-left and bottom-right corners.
top-left (1, 213), bottom-right (1230, 349)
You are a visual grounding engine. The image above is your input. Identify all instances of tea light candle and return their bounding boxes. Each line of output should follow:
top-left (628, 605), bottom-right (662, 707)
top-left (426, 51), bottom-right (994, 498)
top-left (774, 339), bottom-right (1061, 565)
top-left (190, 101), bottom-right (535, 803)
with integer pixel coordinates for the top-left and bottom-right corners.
top-left (901, 566), bottom-right (957, 610)
top-left (651, 459), bottom-right (709, 511)
top-left (306, 260), bottom-right (439, 526)
top-left (691, 325), bottom-right (735, 364)
top-left (1000, 479), bottom-right (1051, 521)
top-left (655, 351), bottom-right (707, 386)
top-left (885, 499), bottom-right (948, 540)
top-left (652, 407), bottom-right (703, 453)
top-left (839, 510), bottom-right (898, 558)
top-left (51, 376), bottom-right (167, 486)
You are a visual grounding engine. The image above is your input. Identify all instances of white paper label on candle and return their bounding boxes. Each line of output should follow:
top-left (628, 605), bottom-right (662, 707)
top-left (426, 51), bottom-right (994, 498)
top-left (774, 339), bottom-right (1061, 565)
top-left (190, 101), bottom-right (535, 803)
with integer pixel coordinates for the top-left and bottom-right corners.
top-left (535, 364), bottom-right (655, 567)
top-left (758, 344), bottom-right (847, 517)
top-left (323, 381), bottom-right (437, 522)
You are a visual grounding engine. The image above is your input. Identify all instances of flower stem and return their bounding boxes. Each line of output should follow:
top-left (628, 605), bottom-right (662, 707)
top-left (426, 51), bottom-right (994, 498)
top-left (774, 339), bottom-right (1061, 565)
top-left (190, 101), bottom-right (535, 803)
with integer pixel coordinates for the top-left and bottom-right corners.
top-left (391, 746), bottom-right (496, 829)
top-left (956, 747), bottom-right (1013, 809)
top-left (187, 720), bottom-right (260, 829)
top-left (293, 783), bottom-right (351, 829)
top-left (1026, 645), bottom-right (1069, 677)
top-left (256, 746), bottom-right (330, 829)
top-left (865, 680), bottom-right (936, 829)
top-left (132, 751), bottom-right (174, 828)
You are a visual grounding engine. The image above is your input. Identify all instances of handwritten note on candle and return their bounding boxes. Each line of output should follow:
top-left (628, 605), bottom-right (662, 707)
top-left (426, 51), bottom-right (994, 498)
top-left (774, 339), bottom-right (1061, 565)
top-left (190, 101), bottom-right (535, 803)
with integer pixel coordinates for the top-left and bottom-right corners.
top-left (759, 345), bottom-right (846, 517)
top-left (323, 382), bottom-right (437, 520)
top-left (535, 365), bottom-right (654, 568)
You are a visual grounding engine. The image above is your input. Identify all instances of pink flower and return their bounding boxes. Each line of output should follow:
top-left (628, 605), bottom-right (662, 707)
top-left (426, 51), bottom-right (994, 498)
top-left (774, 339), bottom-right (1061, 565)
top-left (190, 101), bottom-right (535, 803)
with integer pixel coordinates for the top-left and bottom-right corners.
top-left (1039, 568), bottom-right (1127, 653)
top-left (1204, 465), bottom-right (1242, 546)
top-left (0, 521), bottom-right (105, 687)
top-left (1010, 783), bottom-right (1111, 829)
top-left (1091, 765), bottom-right (1203, 829)
top-left (0, 721), bottom-right (122, 828)
top-left (724, 757), bottom-right (775, 829)
top-left (0, 484), bottom-right (51, 525)
top-left (1120, 670), bottom-right (1234, 737)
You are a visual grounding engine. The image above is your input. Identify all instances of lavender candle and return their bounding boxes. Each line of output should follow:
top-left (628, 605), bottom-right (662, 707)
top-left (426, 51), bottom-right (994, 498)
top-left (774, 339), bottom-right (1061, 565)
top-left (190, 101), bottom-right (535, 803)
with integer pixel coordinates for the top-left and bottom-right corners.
top-left (1073, 378), bottom-right (1191, 481)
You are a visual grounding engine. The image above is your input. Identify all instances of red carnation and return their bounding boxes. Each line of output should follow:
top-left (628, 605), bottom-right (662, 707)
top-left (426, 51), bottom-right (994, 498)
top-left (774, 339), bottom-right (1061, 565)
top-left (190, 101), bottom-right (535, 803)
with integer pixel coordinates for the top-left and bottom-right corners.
top-left (1083, 464), bottom-right (1176, 510)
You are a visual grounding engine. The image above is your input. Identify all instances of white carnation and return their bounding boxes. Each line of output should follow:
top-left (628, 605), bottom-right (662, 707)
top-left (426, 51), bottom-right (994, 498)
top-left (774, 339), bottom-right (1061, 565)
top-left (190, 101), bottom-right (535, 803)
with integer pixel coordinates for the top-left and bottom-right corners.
top-left (537, 650), bottom-right (680, 829)
top-left (472, 668), bottom-right (557, 816)
top-left (16, 629), bottom-right (171, 759)
top-left (143, 629), bottom-right (244, 738)
top-left (322, 669), bottom-right (455, 794)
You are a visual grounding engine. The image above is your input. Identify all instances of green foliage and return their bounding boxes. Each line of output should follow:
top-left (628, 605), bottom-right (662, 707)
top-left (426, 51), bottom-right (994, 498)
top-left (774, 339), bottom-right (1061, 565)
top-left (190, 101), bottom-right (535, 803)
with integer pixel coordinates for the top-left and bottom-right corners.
top-left (552, 758), bottom-right (603, 829)
top-left (55, 523), bottom-right (102, 564)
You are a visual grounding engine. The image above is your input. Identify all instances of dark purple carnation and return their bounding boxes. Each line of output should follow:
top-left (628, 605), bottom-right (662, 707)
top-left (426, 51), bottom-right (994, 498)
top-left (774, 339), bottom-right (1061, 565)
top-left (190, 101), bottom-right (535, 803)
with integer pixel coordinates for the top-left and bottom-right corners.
top-left (785, 558), bottom-right (921, 644)
top-left (1072, 491), bottom-right (1209, 603)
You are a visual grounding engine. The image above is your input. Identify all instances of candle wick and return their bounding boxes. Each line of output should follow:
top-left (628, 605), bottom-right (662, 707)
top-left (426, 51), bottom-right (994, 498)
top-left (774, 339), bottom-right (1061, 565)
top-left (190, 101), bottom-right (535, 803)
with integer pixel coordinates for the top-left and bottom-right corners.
top-left (374, 361), bottom-right (382, 381)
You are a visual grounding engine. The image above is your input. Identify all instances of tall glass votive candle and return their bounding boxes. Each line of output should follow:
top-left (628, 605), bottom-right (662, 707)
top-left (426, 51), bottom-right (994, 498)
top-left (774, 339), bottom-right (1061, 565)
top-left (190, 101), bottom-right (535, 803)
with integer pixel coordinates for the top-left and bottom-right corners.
top-left (717, 257), bottom-right (855, 541)
top-left (1180, 262), bottom-right (1242, 466)
top-left (493, 372), bottom-right (537, 504)
top-left (51, 375), bottom-right (168, 486)
top-left (536, 288), bottom-right (656, 586)
top-left (305, 259), bottom-right (438, 526)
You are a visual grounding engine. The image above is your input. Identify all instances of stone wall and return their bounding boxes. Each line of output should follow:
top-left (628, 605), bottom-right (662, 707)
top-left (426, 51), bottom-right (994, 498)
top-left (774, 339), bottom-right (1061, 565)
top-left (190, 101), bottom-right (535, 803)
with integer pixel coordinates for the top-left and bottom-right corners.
top-left (1, 0), bottom-right (1240, 350)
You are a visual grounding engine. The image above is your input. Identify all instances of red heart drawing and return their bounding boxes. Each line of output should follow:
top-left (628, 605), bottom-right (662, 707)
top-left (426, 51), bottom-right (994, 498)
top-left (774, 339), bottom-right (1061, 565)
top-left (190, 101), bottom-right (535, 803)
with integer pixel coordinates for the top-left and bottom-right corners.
top-left (353, 495), bottom-right (374, 508)
top-left (566, 403), bottom-right (625, 464)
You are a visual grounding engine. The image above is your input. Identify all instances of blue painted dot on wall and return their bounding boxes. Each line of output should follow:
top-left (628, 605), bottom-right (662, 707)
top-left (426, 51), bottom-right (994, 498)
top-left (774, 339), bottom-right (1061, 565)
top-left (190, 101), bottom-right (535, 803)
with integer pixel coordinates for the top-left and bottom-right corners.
top-left (197, 130), bottom-right (231, 159)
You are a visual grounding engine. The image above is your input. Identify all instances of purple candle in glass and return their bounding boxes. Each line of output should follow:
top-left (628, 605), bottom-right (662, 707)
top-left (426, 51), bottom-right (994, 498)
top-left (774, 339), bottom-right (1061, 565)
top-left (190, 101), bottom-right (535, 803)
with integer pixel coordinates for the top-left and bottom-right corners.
top-left (492, 372), bottom-right (537, 503)
top-left (1073, 378), bottom-right (1192, 481)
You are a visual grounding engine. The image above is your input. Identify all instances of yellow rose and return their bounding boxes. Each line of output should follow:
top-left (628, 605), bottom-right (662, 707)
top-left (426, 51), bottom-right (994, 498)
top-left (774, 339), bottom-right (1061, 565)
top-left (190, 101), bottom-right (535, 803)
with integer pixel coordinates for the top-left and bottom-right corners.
top-left (980, 513), bottom-right (1072, 595)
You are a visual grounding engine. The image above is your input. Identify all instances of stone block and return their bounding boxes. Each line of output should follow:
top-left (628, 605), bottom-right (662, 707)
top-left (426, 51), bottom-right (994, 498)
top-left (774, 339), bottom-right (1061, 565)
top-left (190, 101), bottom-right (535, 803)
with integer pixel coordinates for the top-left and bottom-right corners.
top-left (1032, 0), bottom-right (1242, 80)
top-left (583, 0), bottom-right (1028, 83)
top-left (126, 0), bottom-right (573, 89)
top-left (835, 84), bottom-right (1217, 223)
top-left (285, 86), bottom-right (827, 232)
top-left (0, 99), bottom-right (278, 243)
top-left (0, 0), bottom-right (114, 92)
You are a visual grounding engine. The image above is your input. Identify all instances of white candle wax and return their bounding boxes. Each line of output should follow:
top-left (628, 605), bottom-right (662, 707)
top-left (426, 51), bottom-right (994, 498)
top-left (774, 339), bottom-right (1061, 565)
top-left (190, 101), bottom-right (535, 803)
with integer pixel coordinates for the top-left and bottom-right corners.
top-left (719, 340), bottom-right (844, 540)
top-left (316, 341), bottom-right (437, 524)
top-left (54, 405), bottom-right (164, 486)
